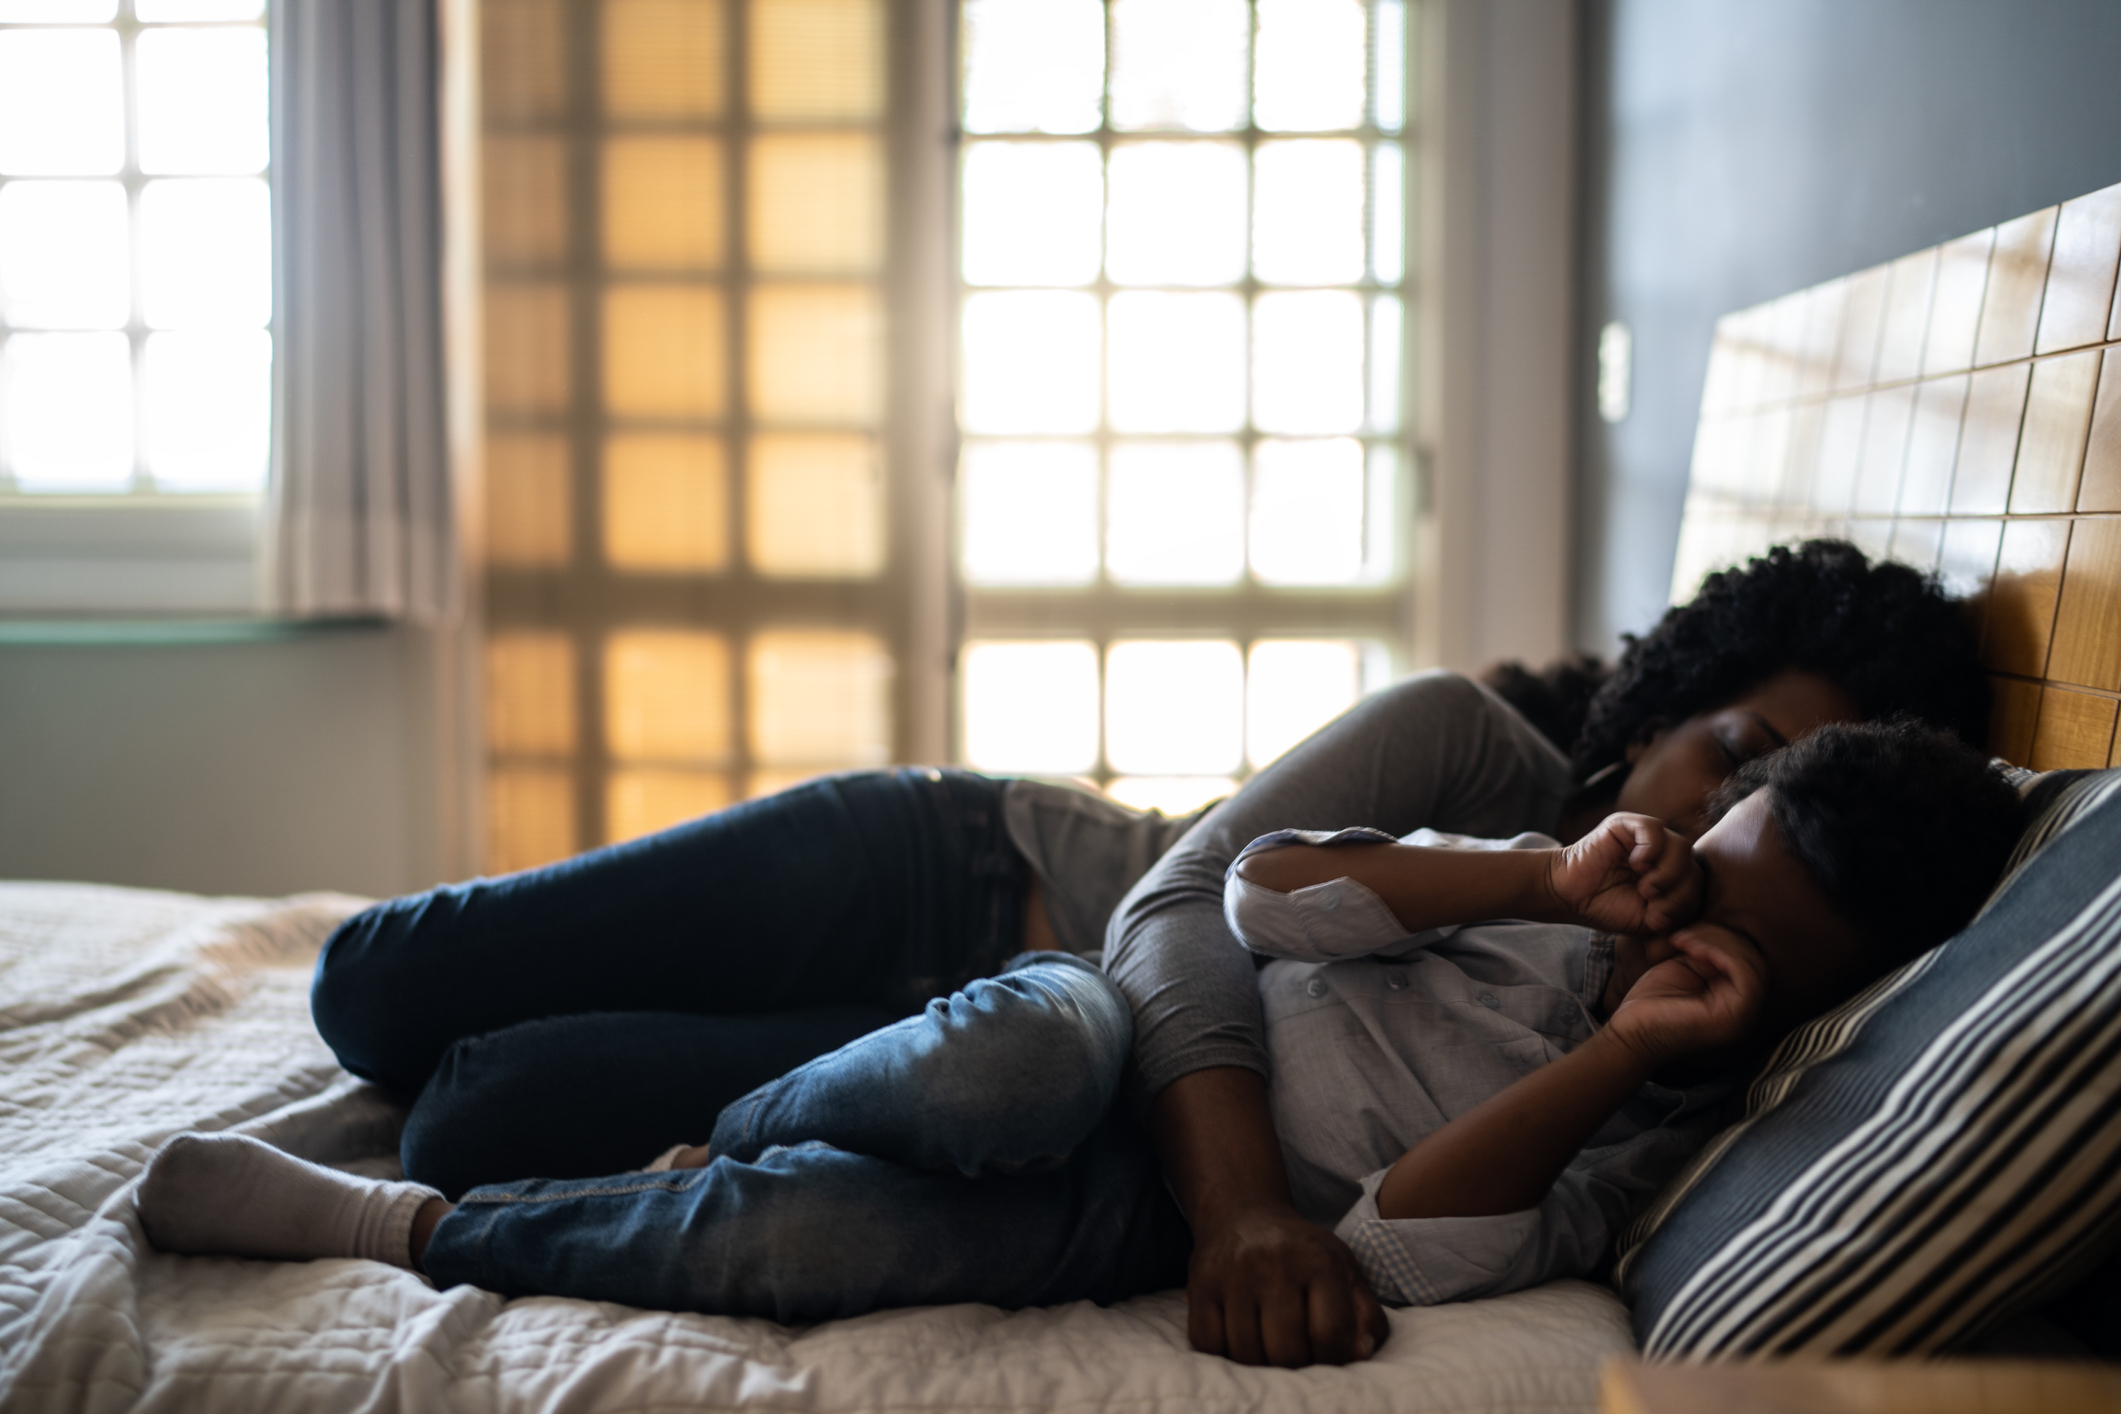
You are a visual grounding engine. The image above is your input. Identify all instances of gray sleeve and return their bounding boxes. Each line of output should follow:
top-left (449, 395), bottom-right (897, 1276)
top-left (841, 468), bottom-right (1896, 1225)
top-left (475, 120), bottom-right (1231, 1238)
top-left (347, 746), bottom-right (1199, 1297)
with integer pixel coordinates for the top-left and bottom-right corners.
top-left (1101, 670), bottom-right (1573, 1102)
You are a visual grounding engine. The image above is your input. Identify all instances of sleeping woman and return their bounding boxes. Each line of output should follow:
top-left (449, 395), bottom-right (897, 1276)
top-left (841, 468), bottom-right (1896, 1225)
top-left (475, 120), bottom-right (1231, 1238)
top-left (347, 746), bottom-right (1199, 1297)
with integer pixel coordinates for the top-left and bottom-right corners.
top-left (134, 540), bottom-right (1996, 1366)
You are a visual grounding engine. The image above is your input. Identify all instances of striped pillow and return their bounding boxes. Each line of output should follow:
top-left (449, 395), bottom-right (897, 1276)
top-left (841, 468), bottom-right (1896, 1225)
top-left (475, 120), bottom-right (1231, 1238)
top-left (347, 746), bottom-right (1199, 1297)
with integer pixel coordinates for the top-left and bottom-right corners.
top-left (1615, 767), bottom-right (2121, 1357)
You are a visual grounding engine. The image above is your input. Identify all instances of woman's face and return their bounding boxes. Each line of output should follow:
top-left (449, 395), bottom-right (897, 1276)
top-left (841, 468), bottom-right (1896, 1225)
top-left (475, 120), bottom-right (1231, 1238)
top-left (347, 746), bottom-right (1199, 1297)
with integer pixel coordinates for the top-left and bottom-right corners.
top-left (1613, 668), bottom-right (1861, 839)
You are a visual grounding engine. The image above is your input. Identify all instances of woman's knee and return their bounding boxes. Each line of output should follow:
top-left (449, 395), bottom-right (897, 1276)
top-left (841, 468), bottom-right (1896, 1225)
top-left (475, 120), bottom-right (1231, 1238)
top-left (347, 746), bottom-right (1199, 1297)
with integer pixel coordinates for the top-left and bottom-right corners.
top-left (309, 890), bottom-right (464, 1090)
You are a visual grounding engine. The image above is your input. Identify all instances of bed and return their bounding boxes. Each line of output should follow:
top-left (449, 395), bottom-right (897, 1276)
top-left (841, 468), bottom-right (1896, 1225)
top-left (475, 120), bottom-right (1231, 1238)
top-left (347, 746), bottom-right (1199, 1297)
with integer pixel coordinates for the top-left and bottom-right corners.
top-left (0, 881), bottom-right (1632, 1414)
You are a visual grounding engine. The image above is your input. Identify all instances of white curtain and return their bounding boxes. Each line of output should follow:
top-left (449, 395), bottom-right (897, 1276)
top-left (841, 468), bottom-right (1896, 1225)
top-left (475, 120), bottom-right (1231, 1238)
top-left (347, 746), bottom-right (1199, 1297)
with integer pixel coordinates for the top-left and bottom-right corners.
top-left (266, 0), bottom-right (455, 620)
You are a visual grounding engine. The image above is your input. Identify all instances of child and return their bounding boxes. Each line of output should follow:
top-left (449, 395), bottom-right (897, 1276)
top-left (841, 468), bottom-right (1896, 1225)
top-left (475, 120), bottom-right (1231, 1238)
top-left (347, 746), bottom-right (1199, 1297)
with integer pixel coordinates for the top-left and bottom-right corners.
top-left (135, 722), bottom-right (2021, 1331)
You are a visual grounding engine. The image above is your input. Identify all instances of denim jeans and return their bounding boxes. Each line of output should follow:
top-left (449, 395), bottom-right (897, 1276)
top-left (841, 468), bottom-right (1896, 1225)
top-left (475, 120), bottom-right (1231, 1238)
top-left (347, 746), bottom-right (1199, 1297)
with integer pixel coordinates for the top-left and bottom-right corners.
top-left (419, 955), bottom-right (1192, 1322)
top-left (310, 768), bottom-right (1029, 1194)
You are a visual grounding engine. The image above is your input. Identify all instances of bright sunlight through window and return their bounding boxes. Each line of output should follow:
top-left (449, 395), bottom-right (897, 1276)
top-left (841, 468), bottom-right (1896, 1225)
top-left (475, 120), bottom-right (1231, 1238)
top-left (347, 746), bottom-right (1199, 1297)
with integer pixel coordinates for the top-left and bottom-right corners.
top-left (956, 0), bottom-right (1408, 815)
top-left (0, 0), bottom-right (270, 496)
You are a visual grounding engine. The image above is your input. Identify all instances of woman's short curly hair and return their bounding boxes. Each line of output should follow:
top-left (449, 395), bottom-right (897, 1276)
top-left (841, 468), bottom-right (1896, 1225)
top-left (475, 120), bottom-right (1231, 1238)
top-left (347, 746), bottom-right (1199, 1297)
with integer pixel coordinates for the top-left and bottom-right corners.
top-left (1571, 540), bottom-right (1989, 781)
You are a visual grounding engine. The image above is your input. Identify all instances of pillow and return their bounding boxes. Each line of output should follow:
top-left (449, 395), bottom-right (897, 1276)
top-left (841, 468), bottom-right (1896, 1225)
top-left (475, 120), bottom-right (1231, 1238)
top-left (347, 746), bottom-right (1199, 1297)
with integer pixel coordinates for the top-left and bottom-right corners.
top-left (1615, 766), bottom-right (2121, 1357)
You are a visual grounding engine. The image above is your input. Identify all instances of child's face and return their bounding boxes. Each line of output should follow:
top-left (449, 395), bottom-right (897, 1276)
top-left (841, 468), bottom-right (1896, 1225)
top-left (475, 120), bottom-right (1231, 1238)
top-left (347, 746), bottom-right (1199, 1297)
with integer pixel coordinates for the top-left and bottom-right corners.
top-left (1602, 789), bottom-right (1871, 1049)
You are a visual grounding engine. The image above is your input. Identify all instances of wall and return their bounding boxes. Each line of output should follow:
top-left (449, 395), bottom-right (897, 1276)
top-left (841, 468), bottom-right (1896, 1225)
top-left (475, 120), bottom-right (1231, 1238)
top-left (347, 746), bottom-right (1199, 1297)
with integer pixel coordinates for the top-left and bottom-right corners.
top-left (1578, 0), bottom-right (2121, 654)
top-left (0, 625), bottom-right (467, 899)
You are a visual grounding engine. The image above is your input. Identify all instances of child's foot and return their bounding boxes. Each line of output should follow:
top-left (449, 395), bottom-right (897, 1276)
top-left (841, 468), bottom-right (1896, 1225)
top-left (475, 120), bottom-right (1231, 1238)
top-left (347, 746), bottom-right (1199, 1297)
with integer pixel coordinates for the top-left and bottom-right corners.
top-left (137, 1133), bottom-right (441, 1268)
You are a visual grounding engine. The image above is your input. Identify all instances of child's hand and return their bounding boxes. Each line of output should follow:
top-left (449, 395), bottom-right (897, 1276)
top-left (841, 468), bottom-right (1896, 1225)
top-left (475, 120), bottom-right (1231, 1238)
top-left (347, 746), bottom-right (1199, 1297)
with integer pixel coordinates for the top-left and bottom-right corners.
top-left (1604, 926), bottom-right (1767, 1068)
top-left (1544, 812), bottom-right (1704, 936)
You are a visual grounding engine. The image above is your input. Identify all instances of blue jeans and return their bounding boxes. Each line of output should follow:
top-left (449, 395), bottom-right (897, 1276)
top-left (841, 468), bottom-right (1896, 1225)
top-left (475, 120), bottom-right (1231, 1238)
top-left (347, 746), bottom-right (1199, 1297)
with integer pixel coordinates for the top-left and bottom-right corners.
top-left (310, 769), bottom-right (1031, 1195)
top-left (419, 955), bottom-right (1192, 1321)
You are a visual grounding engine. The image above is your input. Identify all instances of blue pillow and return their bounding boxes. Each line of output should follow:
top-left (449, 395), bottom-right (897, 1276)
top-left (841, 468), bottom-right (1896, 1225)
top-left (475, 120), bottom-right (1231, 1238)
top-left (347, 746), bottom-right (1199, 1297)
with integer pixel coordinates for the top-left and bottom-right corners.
top-left (1616, 768), bottom-right (2121, 1356)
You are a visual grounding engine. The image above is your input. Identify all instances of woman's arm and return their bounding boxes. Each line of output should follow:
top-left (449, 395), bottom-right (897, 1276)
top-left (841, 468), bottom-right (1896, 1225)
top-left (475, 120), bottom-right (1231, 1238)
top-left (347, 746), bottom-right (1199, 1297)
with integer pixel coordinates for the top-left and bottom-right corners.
top-left (1102, 673), bottom-right (1574, 1366)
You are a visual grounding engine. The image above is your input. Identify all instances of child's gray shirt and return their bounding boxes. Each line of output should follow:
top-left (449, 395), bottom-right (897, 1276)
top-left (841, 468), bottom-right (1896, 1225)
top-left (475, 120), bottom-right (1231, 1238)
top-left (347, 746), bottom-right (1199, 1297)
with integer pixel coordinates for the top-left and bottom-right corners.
top-left (1223, 826), bottom-right (1734, 1306)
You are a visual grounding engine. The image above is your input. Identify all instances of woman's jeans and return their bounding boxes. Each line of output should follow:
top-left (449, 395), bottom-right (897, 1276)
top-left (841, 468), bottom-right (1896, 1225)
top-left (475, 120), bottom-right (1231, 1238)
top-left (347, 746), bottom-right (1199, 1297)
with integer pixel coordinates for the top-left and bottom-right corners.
top-left (311, 768), bottom-right (1032, 1194)
top-left (419, 955), bottom-right (1192, 1322)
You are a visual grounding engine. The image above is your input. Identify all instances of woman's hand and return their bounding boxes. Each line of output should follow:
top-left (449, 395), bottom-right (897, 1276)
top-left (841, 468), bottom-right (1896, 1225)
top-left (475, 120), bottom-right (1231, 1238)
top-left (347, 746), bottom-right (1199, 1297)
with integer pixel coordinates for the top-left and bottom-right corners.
top-left (1543, 812), bottom-right (1704, 936)
top-left (1603, 926), bottom-right (1767, 1069)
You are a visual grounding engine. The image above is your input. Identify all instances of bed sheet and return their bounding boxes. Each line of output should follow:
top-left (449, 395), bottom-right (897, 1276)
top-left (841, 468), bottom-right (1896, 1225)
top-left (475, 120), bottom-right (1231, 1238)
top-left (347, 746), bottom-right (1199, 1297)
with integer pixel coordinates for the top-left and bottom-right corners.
top-left (0, 881), bottom-right (1635, 1413)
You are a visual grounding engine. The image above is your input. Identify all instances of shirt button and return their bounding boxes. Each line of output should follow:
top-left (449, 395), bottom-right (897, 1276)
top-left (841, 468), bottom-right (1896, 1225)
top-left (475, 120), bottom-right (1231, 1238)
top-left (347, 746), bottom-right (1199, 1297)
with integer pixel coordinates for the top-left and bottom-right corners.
top-left (1305, 977), bottom-right (1329, 999)
top-left (1478, 991), bottom-right (1501, 1010)
top-left (1385, 970), bottom-right (1408, 991)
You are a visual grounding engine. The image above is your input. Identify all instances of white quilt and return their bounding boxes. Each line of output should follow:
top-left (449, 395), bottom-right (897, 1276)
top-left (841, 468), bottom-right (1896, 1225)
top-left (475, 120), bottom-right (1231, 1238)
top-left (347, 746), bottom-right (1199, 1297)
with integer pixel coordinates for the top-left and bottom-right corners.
top-left (0, 881), bottom-right (1635, 1413)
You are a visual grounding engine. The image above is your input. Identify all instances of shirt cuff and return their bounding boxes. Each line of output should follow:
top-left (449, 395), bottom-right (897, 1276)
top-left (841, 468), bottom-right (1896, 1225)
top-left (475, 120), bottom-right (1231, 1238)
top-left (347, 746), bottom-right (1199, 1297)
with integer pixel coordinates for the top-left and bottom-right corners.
top-left (1223, 829), bottom-right (1411, 962)
top-left (1333, 1169), bottom-right (1543, 1307)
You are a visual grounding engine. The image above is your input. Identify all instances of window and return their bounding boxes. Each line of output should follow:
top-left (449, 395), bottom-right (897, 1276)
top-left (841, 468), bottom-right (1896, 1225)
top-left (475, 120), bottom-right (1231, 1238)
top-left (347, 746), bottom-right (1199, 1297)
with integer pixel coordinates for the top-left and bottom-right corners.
top-left (955, 0), bottom-right (1412, 812)
top-left (480, 0), bottom-right (931, 872)
top-left (0, 0), bottom-right (270, 610)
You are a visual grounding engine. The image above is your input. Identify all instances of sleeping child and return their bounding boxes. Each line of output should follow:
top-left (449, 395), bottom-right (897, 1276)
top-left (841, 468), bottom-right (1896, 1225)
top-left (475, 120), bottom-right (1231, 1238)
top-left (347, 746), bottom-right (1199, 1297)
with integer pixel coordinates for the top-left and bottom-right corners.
top-left (134, 719), bottom-right (2023, 1344)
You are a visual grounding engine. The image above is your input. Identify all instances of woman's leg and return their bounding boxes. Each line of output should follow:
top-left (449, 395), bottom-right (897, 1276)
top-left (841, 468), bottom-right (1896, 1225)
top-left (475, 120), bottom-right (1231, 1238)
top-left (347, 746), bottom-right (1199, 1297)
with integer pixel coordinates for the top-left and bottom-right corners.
top-left (399, 1006), bottom-right (896, 1198)
top-left (311, 768), bottom-right (1024, 1096)
top-left (420, 1118), bottom-right (1192, 1323)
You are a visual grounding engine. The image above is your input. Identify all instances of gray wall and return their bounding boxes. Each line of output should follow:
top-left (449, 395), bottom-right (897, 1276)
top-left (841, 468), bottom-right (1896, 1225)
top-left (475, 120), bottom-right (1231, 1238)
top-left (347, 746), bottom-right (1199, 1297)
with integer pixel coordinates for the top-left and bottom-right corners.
top-left (1577, 0), bottom-right (2121, 655)
top-left (0, 626), bottom-right (460, 899)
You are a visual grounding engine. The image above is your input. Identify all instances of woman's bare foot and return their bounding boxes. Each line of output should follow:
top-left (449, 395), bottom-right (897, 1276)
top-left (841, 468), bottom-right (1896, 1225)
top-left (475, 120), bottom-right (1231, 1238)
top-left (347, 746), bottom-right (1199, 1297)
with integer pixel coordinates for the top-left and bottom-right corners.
top-left (667, 1143), bottom-right (713, 1169)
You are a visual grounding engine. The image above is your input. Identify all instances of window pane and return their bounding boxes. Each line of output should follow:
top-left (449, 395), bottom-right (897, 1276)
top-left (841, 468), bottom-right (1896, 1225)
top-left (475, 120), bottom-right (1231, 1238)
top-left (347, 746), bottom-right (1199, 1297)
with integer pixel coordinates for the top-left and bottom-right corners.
top-left (0, 30), bottom-right (123, 175)
top-left (0, 0), bottom-right (117, 18)
top-left (1253, 0), bottom-right (1365, 132)
top-left (749, 133), bottom-right (882, 276)
top-left (747, 284), bottom-right (882, 424)
top-left (1375, 0), bottom-right (1406, 131)
top-left (139, 179), bottom-right (272, 329)
top-left (1247, 639), bottom-right (1359, 766)
top-left (1, 332), bottom-right (132, 490)
top-left (961, 290), bottom-right (1100, 433)
top-left (486, 631), bottom-right (577, 755)
top-left (485, 0), bottom-right (569, 121)
top-left (1106, 776), bottom-right (1234, 816)
top-left (1106, 640), bottom-right (1243, 774)
top-left (1106, 439), bottom-right (1244, 585)
top-left (608, 769), bottom-right (733, 843)
top-left (961, 640), bottom-right (1099, 774)
top-left (750, 0), bottom-right (881, 121)
top-left (136, 28), bottom-right (268, 175)
top-left (959, 440), bottom-right (1099, 586)
top-left (1109, 0), bottom-right (1248, 132)
top-left (747, 629), bottom-right (893, 766)
top-left (488, 767), bottom-right (577, 874)
top-left (486, 283), bottom-right (573, 414)
top-left (487, 433), bottom-right (573, 566)
top-left (1249, 438), bottom-right (1364, 584)
top-left (604, 433), bottom-right (729, 572)
top-left (603, 0), bottom-right (726, 119)
top-left (1107, 290), bottom-right (1245, 432)
top-left (961, 141), bottom-right (1103, 287)
top-left (0, 181), bottom-right (128, 329)
top-left (486, 134), bottom-right (570, 267)
top-left (1252, 140), bottom-right (1364, 286)
top-left (1369, 294), bottom-right (1402, 432)
top-left (142, 329), bottom-right (270, 490)
top-left (747, 432), bottom-right (884, 577)
top-left (1253, 290), bottom-right (1364, 433)
top-left (605, 629), bottom-right (733, 762)
top-left (603, 136), bottom-right (726, 271)
top-left (1372, 142), bottom-right (1405, 283)
top-left (604, 285), bottom-right (727, 418)
top-left (962, 0), bottom-right (1103, 135)
top-left (1106, 140), bottom-right (1247, 287)
top-left (138, 0), bottom-right (263, 16)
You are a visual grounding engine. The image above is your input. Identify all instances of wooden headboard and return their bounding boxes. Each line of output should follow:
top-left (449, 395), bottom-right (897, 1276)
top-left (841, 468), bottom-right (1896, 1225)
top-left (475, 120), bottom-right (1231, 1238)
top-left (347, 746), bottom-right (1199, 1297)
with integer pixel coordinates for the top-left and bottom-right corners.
top-left (1672, 180), bottom-right (2121, 770)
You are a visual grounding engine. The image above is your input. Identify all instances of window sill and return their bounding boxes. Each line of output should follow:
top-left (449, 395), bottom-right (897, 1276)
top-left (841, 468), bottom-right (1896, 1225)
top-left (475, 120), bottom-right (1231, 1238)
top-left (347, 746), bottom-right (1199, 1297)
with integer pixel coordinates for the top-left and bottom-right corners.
top-left (0, 496), bottom-right (260, 616)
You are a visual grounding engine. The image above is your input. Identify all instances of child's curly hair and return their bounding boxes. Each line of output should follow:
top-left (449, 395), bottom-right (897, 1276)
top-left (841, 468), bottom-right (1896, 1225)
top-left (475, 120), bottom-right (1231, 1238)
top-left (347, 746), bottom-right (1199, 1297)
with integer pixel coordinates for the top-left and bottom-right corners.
top-left (1486, 541), bottom-right (1990, 781)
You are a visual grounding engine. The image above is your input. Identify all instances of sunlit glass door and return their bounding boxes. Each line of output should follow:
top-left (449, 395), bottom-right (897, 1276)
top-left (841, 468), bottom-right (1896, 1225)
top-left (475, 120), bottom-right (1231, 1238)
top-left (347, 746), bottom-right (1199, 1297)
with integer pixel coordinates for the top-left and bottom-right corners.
top-left (955, 0), bottom-right (1411, 813)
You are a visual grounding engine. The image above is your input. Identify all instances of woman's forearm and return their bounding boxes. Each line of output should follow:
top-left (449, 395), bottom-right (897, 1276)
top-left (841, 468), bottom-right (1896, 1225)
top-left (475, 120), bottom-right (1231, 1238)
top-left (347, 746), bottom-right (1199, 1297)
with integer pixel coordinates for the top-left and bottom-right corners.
top-left (1374, 1030), bottom-right (1652, 1219)
top-left (1236, 843), bottom-right (1566, 935)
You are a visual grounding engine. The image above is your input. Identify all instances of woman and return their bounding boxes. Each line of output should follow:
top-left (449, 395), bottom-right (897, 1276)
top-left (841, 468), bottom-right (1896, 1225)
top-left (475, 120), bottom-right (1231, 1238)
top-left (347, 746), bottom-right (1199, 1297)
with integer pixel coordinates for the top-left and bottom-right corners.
top-left (293, 540), bottom-right (1988, 1357)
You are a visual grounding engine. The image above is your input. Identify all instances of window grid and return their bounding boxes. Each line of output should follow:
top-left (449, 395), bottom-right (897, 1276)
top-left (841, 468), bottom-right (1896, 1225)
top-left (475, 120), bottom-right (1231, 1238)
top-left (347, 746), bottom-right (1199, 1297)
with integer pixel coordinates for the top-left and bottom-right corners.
top-left (0, 0), bottom-right (271, 498)
top-left (955, 0), bottom-right (1414, 803)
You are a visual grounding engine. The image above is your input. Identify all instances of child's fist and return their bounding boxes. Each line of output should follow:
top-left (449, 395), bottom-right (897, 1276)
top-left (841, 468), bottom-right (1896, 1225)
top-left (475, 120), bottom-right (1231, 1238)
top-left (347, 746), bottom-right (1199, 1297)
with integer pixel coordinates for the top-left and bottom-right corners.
top-left (1604, 926), bottom-right (1768, 1068)
top-left (1544, 813), bottom-right (1705, 937)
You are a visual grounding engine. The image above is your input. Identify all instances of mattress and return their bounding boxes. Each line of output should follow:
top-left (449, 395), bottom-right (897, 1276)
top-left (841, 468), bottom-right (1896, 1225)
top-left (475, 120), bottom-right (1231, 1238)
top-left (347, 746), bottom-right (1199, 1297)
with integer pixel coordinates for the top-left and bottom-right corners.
top-left (0, 880), bottom-right (1635, 1413)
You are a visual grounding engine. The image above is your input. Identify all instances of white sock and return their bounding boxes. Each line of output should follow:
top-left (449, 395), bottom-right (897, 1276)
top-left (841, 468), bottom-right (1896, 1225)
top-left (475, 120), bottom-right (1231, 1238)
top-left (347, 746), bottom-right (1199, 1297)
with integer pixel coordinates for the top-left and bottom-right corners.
top-left (137, 1132), bottom-right (440, 1268)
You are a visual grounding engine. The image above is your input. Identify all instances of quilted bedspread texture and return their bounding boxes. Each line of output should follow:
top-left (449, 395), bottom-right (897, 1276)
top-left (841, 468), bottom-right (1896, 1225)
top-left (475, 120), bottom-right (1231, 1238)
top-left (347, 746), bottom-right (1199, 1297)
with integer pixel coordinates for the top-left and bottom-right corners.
top-left (0, 881), bottom-right (1633, 1413)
